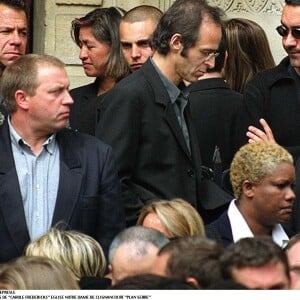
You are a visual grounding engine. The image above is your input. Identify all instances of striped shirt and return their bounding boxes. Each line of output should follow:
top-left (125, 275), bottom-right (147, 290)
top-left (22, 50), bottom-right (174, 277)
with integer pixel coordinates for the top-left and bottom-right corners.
top-left (8, 118), bottom-right (60, 240)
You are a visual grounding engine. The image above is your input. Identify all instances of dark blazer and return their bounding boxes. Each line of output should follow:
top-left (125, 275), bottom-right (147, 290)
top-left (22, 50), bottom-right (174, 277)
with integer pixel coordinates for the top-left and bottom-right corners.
top-left (188, 78), bottom-right (243, 171)
top-left (69, 79), bottom-right (99, 136)
top-left (235, 56), bottom-right (300, 160)
top-left (96, 59), bottom-right (231, 226)
top-left (205, 211), bottom-right (233, 247)
top-left (0, 119), bottom-right (125, 262)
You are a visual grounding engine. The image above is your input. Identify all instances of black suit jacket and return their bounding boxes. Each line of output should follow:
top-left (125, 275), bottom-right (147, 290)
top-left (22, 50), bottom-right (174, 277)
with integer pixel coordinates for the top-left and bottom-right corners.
top-left (69, 79), bottom-right (99, 135)
top-left (0, 119), bottom-right (125, 262)
top-left (188, 78), bottom-right (243, 171)
top-left (96, 59), bottom-right (231, 226)
top-left (205, 211), bottom-right (233, 247)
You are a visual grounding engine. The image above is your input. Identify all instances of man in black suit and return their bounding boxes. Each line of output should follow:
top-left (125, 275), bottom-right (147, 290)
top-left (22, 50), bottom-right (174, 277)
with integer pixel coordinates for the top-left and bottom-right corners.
top-left (188, 29), bottom-right (243, 187)
top-left (0, 54), bottom-right (125, 262)
top-left (235, 0), bottom-right (300, 162)
top-left (96, 0), bottom-right (232, 226)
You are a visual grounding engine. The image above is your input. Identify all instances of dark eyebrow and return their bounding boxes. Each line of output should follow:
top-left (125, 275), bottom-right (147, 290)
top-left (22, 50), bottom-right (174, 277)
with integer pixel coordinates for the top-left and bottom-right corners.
top-left (136, 39), bottom-right (151, 46)
top-left (120, 41), bottom-right (132, 45)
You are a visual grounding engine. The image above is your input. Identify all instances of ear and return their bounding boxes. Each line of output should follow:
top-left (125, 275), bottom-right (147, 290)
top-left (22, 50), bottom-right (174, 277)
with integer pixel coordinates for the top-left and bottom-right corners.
top-left (169, 33), bottom-right (183, 53)
top-left (242, 180), bottom-right (255, 198)
top-left (15, 90), bottom-right (29, 111)
top-left (108, 264), bottom-right (112, 273)
top-left (186, 277), bottom-right (201, 288)
top-left (105, 264), bottom-right (113, 280)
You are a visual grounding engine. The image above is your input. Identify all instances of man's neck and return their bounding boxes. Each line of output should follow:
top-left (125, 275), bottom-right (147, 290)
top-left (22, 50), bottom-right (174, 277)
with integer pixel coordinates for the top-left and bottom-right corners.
top-left (10, 114), bottom-right (51, 156)
top-left (152, 52), bottom-right (181, 86)
top-left (199, 71), bottom-right (222, 80)
top-left (97, 76), bottom-right (116, 96)
top-left (237, 200), bottom-right (272, 236)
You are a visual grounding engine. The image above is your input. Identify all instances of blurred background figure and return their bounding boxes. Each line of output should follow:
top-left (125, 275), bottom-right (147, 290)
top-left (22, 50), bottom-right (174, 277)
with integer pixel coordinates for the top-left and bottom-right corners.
top-left (110, 273), bottom-right (197, 290)
top-left (151, 236), bottom-right (224, 289)
top-left (284, 233), bottom-right (300, 289)
top-left (119, 5), bottom-right (162, 72)
top-left (220, 236), bottom-right (291, 289)
top-left (224, 18), bottom-right (275, 93)
top-left (69, 7), bottom-right (130, 135)
top-left (0, 256), bottom-right (79, 290)
top-left (25, 227), bottom-right (108, 289)
top-left (108, 226), bottom-right (169, 285)
top-left (137, 198), bottom-right (205, 238)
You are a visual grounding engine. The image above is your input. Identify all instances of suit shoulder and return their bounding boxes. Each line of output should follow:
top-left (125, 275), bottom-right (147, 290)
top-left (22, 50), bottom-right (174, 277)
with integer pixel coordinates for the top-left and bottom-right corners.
top-left (70, 81), bottom-right (97, 97)
top-left (58, 129), bottom-right (112, 151)
top-left (109, 71), bottom-right (148, 93)
top-left (101, 72), bottom-right (149, 105)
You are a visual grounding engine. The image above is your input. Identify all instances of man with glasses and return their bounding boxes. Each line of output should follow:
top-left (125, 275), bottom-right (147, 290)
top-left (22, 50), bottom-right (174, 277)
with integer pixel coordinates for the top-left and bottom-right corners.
top-left (235, 0), bottom-right (300, 163)
top-left (96, 0), bottom-right (231, 226)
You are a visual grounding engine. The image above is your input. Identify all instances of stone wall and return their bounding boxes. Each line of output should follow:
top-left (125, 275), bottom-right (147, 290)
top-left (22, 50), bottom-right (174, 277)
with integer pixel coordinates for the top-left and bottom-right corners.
top-left (33, 0), bottom-right (285, 89)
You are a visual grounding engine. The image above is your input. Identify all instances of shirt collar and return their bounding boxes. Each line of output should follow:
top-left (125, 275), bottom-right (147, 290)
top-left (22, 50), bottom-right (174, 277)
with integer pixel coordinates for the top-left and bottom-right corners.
top-left (8, 116), bottom-right (56, 155)
top-left (228, 199), bottom-right (289, 248)
top-left (150, 57), bottom-right (184, 104)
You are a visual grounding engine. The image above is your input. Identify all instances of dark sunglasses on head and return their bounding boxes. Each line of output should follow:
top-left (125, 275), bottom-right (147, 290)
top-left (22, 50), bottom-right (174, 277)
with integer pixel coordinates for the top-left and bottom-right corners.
top-left (276, 25), bottom-right (300, 39)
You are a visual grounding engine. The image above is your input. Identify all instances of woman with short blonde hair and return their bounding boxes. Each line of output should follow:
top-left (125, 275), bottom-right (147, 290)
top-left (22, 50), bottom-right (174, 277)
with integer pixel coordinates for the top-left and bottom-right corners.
top-left (25, 227), bottom-right (106, 281)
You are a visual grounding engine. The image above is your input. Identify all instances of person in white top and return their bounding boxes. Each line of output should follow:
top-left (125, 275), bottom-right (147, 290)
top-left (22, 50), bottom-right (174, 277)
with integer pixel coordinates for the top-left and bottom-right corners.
top-left (206, 141), bottom-right (295, 248)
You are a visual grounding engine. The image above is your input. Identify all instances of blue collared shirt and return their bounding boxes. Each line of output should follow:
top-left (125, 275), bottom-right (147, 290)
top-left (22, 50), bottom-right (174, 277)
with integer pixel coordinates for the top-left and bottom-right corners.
top-left (8, 118), bottom-right (60, 240)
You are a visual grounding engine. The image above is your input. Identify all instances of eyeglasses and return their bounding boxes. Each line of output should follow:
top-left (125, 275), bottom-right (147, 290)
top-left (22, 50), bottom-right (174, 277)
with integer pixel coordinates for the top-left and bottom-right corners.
top-left (201, 50), bottom-right (220, 61)
top-left (276, 25), bottom-right (300, 39)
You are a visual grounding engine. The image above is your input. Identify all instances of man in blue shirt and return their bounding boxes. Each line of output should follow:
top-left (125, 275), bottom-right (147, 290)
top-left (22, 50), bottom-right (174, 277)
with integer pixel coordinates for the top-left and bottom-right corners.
top-left (0, 54), bottom-right (125, 262)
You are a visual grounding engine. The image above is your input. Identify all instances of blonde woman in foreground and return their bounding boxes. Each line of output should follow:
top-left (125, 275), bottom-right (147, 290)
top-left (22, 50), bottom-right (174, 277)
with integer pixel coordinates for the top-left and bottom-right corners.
top-left (25, 227), bottom-right (109, 289)
top-left (0, 256), bottom-right (79, 290)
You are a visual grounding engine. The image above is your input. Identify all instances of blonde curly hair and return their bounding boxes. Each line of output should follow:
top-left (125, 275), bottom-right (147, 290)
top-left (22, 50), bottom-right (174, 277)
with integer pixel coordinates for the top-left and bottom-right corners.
top-left (230, 142), bottom-right (293, 200)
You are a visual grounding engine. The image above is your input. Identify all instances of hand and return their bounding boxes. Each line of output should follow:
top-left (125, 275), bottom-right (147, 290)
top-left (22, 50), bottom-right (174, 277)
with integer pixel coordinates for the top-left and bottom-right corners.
top-left (246, 118), bottom-right (277, 144)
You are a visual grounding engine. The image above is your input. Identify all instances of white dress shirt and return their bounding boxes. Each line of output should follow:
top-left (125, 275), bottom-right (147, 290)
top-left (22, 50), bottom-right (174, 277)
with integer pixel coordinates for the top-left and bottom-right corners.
top-left (227, 199), bottom-right (289, 248)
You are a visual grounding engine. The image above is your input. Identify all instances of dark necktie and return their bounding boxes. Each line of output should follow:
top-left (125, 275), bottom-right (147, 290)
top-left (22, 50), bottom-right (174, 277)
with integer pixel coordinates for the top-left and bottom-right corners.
top-left (175, 93), bottom-right (190, 153)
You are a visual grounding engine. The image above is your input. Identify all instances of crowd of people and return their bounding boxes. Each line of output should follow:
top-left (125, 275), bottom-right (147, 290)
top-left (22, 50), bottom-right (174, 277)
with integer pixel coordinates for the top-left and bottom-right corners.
top-left (0, 0), bottom-right (300, 290)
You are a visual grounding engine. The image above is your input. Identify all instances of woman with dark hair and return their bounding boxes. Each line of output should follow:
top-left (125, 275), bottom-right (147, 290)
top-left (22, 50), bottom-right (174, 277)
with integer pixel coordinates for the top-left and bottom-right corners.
top-left (224, 18), bottom-right (275, 93)
top-left (69, 7), bottom-right (130, 135)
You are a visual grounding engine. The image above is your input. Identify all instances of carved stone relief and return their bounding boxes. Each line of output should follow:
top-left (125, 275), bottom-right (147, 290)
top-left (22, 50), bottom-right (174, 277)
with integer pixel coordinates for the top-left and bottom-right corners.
top-left (207, 0), bottom-right (284, 14)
